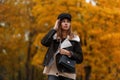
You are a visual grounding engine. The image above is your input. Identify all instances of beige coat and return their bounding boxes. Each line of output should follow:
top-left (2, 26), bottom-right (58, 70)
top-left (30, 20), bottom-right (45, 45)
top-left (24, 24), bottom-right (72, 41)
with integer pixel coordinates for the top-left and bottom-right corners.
top-left (43, 53), bottom-right (76, 80)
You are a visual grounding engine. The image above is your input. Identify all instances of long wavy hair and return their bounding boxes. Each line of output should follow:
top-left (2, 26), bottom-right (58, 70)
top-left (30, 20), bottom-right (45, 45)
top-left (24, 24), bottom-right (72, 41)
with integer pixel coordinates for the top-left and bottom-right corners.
top-left (56, 20), bottom-right (74, 40)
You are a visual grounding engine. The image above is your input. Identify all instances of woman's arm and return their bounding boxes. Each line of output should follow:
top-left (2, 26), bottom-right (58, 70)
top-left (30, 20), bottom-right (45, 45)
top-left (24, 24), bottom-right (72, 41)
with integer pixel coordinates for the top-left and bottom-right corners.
top-left (70, 42), bottom-right (83, 64)
top-left (41, 20), bottom-right (59, 47)
top-left (59, 41), bottom-right (83, 64)
top-left (41, 29), bottom-right (56, 47)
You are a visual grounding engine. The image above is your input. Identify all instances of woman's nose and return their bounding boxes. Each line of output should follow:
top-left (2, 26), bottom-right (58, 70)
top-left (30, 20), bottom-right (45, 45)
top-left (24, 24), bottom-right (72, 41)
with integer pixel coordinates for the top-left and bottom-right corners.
top-left (65, 22), bottom-right (67, 25)
top-left (65, 22), bottom-right (68, 25)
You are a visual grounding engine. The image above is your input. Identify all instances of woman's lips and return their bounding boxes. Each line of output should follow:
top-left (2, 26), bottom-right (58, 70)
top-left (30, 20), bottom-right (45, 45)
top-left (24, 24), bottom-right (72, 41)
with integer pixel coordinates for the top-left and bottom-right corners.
top-left (64, 26), bottom-right (68, 28)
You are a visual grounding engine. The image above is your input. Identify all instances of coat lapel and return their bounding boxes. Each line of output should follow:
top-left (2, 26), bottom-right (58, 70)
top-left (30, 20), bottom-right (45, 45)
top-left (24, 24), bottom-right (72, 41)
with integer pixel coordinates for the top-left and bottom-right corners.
top-left (60, 38), bottom-right (72, 49)
top-left (53, 34), bottom-right (80, 49)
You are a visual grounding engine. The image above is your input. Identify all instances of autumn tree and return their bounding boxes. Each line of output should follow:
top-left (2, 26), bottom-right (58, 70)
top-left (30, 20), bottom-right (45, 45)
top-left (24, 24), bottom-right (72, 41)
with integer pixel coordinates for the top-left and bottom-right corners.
top-left (0, 0), bottom-right (120, 80)
top-left (32, 0), bottom-right (120, 80)
top-left (0, 0), bottom-right (45, 80)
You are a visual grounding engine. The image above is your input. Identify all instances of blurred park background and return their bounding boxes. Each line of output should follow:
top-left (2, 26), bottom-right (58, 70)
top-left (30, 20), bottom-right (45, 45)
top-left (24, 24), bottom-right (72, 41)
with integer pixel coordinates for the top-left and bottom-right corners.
top-left (0, 0), bottom-right (120, 80)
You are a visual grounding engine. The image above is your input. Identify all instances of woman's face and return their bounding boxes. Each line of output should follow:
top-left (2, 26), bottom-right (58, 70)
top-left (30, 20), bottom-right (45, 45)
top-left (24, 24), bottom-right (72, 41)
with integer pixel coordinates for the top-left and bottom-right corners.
top-left (61, 19), bottom-right (71, 31)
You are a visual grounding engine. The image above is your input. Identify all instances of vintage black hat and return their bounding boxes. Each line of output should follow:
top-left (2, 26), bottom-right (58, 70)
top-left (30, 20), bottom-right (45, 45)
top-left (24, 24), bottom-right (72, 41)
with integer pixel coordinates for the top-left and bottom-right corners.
top-left (57, 13), bottom-right (72, 21)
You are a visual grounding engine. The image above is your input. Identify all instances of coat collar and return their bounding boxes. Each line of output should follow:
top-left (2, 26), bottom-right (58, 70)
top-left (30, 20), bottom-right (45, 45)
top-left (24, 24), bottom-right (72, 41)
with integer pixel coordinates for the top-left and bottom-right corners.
top-left (53, 34), bottom-right (80, 48)
top-left (53, 33), bottom-right (80, 42)
top-left (60, 38), bottom-right (72, 48)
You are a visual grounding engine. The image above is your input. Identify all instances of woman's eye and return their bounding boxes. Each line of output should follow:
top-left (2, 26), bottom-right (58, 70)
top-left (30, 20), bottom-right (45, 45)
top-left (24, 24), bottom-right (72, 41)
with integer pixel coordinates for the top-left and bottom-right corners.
top-left (62, 20), bottom-right (65, 23)
top-left (67, 21), bottom-right (70, 23)
top-left (61, 20), bottom-right (70, 23)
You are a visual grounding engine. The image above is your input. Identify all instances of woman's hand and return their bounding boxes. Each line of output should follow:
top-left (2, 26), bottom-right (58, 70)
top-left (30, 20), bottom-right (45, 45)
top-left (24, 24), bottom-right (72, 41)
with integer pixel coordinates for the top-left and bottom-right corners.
top-left (53, 19), bottom-right (60, 30)
top-left (59, 48), bottom-right (71, 57)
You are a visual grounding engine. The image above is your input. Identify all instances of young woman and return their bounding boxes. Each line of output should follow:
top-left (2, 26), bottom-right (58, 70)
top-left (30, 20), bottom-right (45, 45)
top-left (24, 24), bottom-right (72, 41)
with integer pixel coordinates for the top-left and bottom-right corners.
top-left (41, 13), bottom-right (83, 80)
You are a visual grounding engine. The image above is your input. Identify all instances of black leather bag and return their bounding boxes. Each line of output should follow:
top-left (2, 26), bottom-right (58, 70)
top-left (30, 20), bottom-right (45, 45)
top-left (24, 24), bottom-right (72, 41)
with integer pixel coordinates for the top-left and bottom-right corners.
top-left (56, 54), bottom-right (76, 73)
top-left (56, 39), bottom-right (76, 73)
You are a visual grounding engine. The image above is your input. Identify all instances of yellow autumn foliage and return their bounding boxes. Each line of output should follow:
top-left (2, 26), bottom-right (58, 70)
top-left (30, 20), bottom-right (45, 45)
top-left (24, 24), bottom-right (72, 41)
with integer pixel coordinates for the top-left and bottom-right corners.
top-left (31, 0), bottom-right (120, 80)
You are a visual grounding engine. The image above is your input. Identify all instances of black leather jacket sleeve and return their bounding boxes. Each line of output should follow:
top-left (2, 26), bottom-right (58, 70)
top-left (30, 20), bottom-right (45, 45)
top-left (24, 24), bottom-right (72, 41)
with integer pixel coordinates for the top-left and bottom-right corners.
top-left (41, 29), bottom-right (56, 47)
top-left (70, 41), bottom-right (83, 64)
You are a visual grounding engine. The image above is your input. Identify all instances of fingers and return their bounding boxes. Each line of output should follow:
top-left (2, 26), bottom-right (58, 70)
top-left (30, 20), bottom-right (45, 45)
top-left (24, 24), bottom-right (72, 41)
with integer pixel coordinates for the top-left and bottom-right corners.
top-left (53, 19), bottom-right (60, 30)
top-left (59, 48), bottom-right (64, 54)
top-left (59, 48), bottom-right (70, 56)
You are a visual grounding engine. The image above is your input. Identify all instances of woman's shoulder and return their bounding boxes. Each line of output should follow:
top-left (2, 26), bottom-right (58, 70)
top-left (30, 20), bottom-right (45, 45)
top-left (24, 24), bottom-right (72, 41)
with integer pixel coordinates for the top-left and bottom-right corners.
top-left (70, 34), bottom-right (80, 42)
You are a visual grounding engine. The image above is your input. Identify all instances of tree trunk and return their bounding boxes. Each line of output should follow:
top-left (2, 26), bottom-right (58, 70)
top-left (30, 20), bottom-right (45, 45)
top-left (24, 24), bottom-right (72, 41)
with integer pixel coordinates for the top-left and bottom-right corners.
top-left (84, 65), bottom-right (91, 80)
top-left (26, 32), bottom-right (32, 80)
top-left (31, 66), bottom-right (35, 80)
top-left (18, 69), bottom-right (22, 80)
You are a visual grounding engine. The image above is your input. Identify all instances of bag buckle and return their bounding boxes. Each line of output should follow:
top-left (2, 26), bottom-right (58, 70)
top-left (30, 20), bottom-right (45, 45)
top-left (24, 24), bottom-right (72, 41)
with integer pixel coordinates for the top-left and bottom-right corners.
top-left (67, 61), bottom-right (70, 64)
